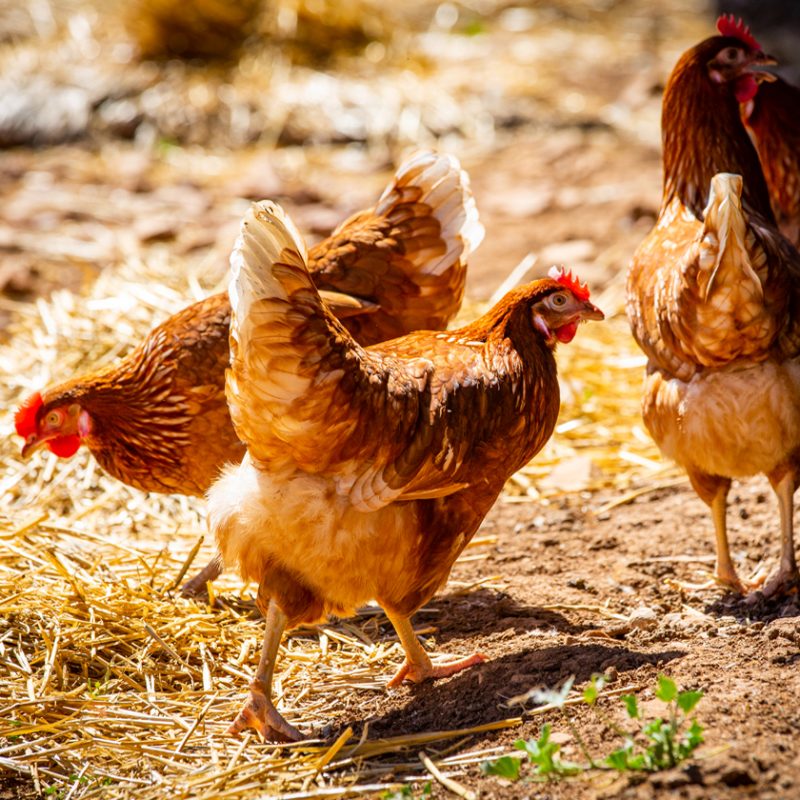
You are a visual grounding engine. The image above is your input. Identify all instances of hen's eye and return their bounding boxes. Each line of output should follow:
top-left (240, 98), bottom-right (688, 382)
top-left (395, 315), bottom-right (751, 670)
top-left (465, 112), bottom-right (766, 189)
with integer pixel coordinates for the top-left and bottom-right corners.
top-left (46, 411), bottom-right (62, 426)
top-left (551, 294), bottom-right (567, 307)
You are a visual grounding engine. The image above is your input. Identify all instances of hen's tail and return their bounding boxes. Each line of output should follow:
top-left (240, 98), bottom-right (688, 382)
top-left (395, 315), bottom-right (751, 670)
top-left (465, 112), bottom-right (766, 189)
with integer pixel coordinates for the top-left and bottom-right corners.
top-left (227, 202), bottom-right (355, 465)
top-left (310, 151), bottom-right (484, 343)
top-left (699, 173), bottom-right (764, 303)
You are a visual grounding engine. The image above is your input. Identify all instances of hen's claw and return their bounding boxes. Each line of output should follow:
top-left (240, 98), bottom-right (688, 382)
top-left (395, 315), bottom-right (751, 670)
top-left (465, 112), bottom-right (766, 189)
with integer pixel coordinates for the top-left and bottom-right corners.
top-left (387, 652), bottom-right (487, 688)
top-left (668, 563), bottom-right (766, 596)
top-left (746, 565), bottom-right (800, 603)
top-left (180, 556), bottom-right (223, 599)
top-left (227, 683), bottom-right (302, 742)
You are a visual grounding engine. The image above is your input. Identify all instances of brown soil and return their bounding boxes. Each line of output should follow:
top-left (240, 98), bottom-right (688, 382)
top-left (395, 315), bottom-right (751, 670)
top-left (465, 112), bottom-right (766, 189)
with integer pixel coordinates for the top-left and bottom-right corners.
top-left (320, 479), bottom-right (800, 799)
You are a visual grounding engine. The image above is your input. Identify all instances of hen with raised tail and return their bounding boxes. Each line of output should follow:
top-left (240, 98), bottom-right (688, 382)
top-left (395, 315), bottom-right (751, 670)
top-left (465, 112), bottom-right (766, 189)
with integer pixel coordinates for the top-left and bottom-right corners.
top-left (208, 201), bottom-right (604, 740)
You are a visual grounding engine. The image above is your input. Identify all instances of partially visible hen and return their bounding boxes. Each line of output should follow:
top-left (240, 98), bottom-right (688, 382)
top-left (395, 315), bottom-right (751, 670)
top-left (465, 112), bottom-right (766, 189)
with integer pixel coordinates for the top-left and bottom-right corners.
top-left (744, 76), bottom-right (800, 246)
top-left (15, 151), bottom-right (484, 594)
top-left (208, 200), bottom-right (603, 741)
top-left (627, 15), bottom-right (800, 598)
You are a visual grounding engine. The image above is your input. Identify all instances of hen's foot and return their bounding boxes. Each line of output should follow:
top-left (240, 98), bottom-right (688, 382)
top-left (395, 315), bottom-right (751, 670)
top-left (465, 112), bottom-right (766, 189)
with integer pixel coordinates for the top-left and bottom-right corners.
top-left (745, 564), bottom-right (800, 604)
top-left (179, 575), bottom-right (210, 600)
top-left (668, 565), bottom-right (764, 596)
top-left (227, 683), bottom-right (302, 742)
top-left (388, 652), bottom-right (487, 688)
top-left (180, 557), bottom-right (223, 599)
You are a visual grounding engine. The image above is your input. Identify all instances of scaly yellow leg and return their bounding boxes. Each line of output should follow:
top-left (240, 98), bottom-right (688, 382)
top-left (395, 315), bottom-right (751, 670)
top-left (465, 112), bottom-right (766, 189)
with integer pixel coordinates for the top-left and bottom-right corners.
top-left (228, 599), bottom-right (302, 742)
top-left (385, 611), bottom-right (486, 688)
top-left (676, 474), bottom-right (756, 594)
top-left (757, 472), bottom-right (800, 599)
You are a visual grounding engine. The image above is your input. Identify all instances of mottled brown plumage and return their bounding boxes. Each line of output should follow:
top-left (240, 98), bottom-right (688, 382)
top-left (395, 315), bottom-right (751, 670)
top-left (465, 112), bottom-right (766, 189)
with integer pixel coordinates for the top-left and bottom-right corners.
top-left (660, 34), bottom-right (775, 221)
top-left (18, 151), bottom-right (483, 595)
top-left (208, 201), bottom-right (603, 741)
top-left (34, 292), bottom-right (239, 496)
top-left (745, 77), bottom-right (800, 246)
top-left (627, 25), bottom-right (800, 598)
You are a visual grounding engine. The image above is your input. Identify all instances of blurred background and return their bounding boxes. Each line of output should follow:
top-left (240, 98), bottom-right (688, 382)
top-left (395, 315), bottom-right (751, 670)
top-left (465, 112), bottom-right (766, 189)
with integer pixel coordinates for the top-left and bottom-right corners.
top-left (0, 0), bottom-right (797, 332)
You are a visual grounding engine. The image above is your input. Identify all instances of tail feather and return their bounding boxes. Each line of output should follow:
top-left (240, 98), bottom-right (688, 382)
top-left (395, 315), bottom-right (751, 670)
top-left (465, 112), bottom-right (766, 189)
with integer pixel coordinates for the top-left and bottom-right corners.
top-left (229, 201), bottom-right (309, 317)
top-left (700, 173), bottom-right (763, 301)
top-left (376, 151), bottom-right (484, 277)
top-left (673, 171), bottom-right (777, 367)
top-left (227, 201), bottom-right (354, 463)
top-left (313, 151), bottom-right (483, 343)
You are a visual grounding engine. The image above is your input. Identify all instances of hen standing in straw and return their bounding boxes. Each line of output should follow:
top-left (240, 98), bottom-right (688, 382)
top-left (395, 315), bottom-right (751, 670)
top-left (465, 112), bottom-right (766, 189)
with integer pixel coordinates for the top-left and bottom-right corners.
top-left (14, 152), bottom-right (483, 596)
top-left (208, 201), bottom-right (604, 740)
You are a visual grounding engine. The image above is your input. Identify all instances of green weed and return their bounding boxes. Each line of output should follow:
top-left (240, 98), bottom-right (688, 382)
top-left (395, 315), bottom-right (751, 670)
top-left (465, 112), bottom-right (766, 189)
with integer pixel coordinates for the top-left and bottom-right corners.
top-left (605, 676), bottom-right (704, 771)
top-left (481, 674), bottom-right (704, 782)
top-left (381, 781), bottom-right (432, 799)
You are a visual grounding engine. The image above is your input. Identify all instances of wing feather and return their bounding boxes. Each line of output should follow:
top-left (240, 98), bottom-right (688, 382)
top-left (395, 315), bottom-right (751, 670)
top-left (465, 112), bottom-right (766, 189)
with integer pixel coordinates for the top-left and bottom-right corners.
top-left (227, 202), bottom-right (538, 512)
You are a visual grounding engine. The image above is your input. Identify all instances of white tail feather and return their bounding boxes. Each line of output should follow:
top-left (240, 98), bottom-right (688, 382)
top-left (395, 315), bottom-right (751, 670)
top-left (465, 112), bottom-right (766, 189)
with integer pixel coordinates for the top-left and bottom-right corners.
top-left (377, 152), bottom-right (484, 276)
top-left (701, 172), bottom-right (763, 301)
top-left (229, 200), bottom-right (309, 321)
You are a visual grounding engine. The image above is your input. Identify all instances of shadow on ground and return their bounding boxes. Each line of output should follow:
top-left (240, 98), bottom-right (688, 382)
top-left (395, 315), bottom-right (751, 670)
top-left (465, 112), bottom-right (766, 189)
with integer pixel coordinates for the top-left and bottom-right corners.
top-left (331, 642), bottom-right (684, 739)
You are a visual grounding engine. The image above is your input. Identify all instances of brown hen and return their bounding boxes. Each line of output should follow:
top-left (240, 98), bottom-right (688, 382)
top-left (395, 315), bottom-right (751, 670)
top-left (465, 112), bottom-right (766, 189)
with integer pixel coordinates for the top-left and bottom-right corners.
top-left (208, 201), bottom-right (603, 741)
top-left (744, 76), bottom-right (800, 246)
top-left (15, 151), bottom-right (484, 594)
top-left (627, 16), bottom-right (800, 598)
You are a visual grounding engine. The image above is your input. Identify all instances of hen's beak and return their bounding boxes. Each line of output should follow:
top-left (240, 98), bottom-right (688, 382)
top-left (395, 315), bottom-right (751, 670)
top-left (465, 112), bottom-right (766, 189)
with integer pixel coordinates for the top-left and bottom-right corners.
top-left (748, 52), bottom-right (778, 82)
top-left (580, 300), bottom-right (605, 322)
top-left (21, 435), bottom-right (49, 458)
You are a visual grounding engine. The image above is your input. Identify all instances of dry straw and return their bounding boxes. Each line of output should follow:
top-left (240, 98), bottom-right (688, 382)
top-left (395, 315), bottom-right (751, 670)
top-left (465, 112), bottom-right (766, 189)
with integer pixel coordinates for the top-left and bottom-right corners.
top-left (0, 234), bottom-right (669, 797)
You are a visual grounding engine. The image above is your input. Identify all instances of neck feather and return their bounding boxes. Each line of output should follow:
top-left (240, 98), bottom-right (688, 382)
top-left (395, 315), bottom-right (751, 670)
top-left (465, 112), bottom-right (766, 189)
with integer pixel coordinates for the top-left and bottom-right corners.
top-left (661, 47), bottom-right (774, 221)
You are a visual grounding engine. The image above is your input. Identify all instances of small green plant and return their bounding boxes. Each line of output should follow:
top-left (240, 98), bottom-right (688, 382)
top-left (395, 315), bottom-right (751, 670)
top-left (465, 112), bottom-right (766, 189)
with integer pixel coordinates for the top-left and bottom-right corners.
top-left (481, 753), bottom-right (522, 781)
top-left (381, 782), bottom-right (432, 800)
top-left (605, 675), bottom-right (704, 771)
top-left (482, 723), bottom-right (582, 780)
top-left (481, 674), bottom-right (704, 782)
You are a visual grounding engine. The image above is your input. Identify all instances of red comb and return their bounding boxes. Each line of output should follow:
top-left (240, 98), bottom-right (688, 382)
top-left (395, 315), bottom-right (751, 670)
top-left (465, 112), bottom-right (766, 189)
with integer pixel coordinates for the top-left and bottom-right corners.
top-left (14, 391), bottom-right (43, 438)
top-left (716, 14), bottom-right (761, 51)
top-left (548, 266), bottom-right (590, 301)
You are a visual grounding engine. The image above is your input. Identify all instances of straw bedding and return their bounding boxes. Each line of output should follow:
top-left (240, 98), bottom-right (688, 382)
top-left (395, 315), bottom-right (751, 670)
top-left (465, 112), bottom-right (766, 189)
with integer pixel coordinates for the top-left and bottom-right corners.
top-left (0, 239), bottom-right (671, 797)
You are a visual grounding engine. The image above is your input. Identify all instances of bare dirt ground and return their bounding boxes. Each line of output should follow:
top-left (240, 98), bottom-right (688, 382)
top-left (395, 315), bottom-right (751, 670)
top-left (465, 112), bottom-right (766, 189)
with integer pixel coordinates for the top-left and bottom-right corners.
top-left (320, 480), bottom-right (800, 799)
top-left (2, 0), bottom-right (800, 798)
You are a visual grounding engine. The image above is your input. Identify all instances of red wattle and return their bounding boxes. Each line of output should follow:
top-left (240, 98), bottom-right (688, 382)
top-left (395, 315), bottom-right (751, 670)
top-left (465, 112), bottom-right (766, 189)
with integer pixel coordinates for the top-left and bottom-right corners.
top-left (48, 435), bottom-right (81, 458)
top-left (734, 75), bottom-right (758, 103)
top-left (556, 321), bottom-right (579, 343)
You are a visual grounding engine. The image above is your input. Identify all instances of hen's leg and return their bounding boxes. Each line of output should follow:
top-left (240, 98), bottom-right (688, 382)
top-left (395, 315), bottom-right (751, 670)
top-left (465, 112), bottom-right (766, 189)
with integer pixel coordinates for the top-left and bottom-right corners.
top-left (757, 471), bottom-right (800, 599)
top-left (228, 599), bottom-right (302, 741)
top-left (385, 611), bottom-right (486, 688)
top-left (180, 554), bottom-right (223, 598)
top-left (681, 473), bottom-right (753, 593)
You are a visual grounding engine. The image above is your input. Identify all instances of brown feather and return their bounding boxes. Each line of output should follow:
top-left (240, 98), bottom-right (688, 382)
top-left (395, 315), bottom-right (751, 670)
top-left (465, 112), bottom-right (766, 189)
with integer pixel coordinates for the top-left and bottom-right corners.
top-left (211, 201), bottom-right (603, 629)
top-left (626, 29), bottom-right (800, 595)
top-left (746, 77), bottom-right (800, 246)
top-left (660, 35), bottom-right (774, 220)
top-left (24, 153), bottom-right (481, 500)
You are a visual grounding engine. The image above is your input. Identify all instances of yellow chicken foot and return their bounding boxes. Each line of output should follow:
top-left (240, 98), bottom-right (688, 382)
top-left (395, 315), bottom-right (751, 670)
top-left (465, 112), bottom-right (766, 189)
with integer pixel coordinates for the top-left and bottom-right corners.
top-left (227, 681), bottom-right (302, 742)
top-left (180, 554), bottom-right (223, 599)
top-left (227, 600), bottom-right (302, 742)
top-left (385, 611), bottom-right (487, 688)
top-left (705, 479), bottom-right (749, 591)
top-left (669, 571), bottom-right (761, 595)
top-left (749, 473), bottom-right (800, 601)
